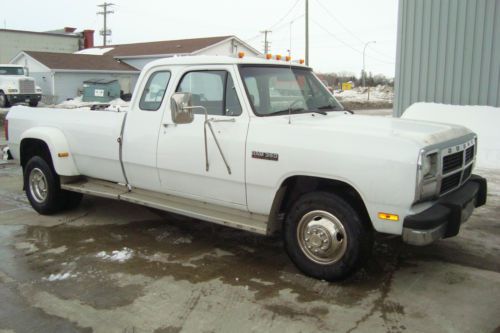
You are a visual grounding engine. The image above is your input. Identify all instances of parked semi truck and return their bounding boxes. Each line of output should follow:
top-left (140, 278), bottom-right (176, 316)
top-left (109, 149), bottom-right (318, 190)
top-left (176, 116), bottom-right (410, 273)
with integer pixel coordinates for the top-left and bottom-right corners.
top-left (0, 64), bottom-right (42, 108)
top-left (5, 55), bottom-right (487, 280)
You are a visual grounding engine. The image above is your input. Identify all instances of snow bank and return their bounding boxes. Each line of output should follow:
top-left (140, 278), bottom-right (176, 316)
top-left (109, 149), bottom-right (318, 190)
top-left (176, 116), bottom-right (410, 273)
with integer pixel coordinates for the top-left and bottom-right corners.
top-left (75, 47), bottom-right (115, 55)
top-left (96, 248), bottom-right (134, 263)
top-left (55, 96), bottom-right (129, 112)
top-left (334, 85), bottom-right (394, 103)
top-left (403, 103), bottom-right (500, 169)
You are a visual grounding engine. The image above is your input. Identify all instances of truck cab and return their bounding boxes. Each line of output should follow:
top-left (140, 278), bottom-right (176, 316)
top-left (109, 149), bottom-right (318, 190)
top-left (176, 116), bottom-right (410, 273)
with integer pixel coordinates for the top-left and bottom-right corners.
top-left (0, 64), bottom-right (42, 108)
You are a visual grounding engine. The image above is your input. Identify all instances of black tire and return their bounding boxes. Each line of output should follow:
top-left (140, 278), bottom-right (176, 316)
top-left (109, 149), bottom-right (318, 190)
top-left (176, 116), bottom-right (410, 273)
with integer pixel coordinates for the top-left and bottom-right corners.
top-left (283, 191), bottom-right (373, 281)
top-left (24, 156), bottom-right (66, 215)
top-left (0, 91), bottom-right (10, 108)
top-left (29, 100), bottom-right (39, 107)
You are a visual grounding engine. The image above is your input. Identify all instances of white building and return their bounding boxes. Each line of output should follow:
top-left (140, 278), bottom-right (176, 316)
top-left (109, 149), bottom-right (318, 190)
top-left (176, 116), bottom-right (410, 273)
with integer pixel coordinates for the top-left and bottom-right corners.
top-left (0, 27), bottom-right (94, 64)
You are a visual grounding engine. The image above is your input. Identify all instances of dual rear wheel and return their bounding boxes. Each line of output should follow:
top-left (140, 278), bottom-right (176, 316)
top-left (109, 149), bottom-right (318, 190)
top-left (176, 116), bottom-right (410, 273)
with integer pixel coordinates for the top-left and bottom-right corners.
top-left (24, 156), bottom-right (82, 214)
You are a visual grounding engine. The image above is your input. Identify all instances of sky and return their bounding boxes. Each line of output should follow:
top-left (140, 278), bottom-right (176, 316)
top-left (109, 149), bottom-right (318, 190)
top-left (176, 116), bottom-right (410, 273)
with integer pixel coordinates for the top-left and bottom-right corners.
top-left (1, 0), bottom-right (399, 77)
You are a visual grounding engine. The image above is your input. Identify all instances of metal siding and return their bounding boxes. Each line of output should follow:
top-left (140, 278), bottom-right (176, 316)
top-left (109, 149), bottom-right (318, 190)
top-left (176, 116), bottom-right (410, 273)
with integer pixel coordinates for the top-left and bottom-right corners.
top-left (395, 0), bottom-right (500, 116)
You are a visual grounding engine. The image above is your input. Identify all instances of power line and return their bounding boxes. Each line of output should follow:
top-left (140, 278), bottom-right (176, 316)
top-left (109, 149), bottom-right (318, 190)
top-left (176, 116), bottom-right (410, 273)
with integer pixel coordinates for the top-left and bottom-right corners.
top-left (313, 0), bottom-right (395, 62)
top-left (268, 0), bottom-right (302, 30)
top-left (97, 2), bottom-right (115, 46)
top-left (311, 19), bottom-right (395, 65)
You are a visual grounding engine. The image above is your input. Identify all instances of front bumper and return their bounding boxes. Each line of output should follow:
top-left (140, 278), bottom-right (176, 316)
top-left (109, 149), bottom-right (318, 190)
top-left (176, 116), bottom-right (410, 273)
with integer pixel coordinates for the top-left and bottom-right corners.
top-left (7, 94), bottom-right (42, 103)
top-left (402, 175), bottom-right (487, 246)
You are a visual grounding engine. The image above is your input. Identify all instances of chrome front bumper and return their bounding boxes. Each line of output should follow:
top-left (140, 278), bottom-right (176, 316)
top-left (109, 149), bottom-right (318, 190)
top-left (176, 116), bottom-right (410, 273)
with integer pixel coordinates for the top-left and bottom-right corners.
top-left (402, 175), bottom-right (487, 246)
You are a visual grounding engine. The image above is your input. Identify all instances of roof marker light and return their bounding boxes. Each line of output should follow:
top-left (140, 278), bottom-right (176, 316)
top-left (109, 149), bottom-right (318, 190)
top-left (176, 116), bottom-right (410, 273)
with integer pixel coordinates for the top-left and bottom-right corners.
top-left (299, 59), bottom-right (305, 65)
top-left (275, 54), bottom-right (282, 61)
top-left (238, 52), bottom-right (245, 58)
top-left (266, 54), bottom-right (273, 60)
top-left (285, 55), bottom-right (291, 62)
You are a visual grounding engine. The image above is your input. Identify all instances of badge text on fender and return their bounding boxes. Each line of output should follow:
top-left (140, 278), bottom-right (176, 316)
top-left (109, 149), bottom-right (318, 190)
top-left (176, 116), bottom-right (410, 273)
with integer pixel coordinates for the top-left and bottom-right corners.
top-left (252, 151), bottom-right (279, 161)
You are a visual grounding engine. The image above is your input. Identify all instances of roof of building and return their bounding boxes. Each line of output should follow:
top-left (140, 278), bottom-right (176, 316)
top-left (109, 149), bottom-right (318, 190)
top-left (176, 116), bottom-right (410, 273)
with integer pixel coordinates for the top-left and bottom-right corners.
top-left (100, 35), bottom-right (234, 58)
top-left (0, 28), bottom-right (80, 38)
top-left (23, 51), bottom-right (139, 72)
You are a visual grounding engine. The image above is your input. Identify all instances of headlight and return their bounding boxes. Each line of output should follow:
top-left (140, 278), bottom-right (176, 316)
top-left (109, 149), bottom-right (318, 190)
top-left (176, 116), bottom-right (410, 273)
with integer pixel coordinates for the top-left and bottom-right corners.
top-left (36, 88), bottom-right (42, 93)
top-left (416, 150), bottom-right (439, 201)
top-left (422, 153), bottom-right (438, 179)
top-left (7, 88), bottom-right (18, 93)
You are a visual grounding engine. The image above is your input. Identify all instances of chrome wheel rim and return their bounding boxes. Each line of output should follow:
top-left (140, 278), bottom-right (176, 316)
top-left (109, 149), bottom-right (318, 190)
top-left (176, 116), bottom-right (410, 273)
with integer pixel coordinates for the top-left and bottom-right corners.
top-left (29, 168), bottom-right (48, 203)
top-left (297, 210), bottom-right (348, 265)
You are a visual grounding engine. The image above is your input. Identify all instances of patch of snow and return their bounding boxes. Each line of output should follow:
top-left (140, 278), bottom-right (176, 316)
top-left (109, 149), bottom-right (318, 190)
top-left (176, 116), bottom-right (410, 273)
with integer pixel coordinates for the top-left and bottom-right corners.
top-left (14, 242), bottom-right (38, 253)
top-left (74, 47), bottom-right (114, 55)
top-left (172, 236), bottom-right (192, 245)
top-left (403, 103), bottom-right (500, 169)
top-left (96, 248), bottom-right (134, 263)
top-left (45, 272), bottom-right (77, 281)
top-left (334, 85), bottom-right (394, 103)
top-left (53, 96), bottom-right (129, 112)
top-left (80, 238), bottom-right (95, 244)
top-left (43, 246), bottom-right (68, 255)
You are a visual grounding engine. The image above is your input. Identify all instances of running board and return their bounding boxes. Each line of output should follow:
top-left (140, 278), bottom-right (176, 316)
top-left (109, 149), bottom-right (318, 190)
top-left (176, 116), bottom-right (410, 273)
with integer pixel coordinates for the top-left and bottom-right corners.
top-left (61, 178), bottom-right (269, 235)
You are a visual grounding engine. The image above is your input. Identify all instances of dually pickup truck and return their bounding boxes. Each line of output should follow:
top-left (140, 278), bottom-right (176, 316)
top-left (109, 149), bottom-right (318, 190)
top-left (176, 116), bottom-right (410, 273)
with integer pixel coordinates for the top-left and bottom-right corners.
top-left (5, 55), bottom-right (487, 280)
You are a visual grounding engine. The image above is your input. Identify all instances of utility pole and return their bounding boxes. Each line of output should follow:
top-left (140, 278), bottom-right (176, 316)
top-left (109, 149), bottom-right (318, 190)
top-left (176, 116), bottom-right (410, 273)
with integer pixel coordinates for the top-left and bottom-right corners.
top-left (261, 30), bottom-right (272, 54)
top-left (362, 41), bottom-right (376, 87)
top-left (97, 2), bottom-right (115, 46)
top-left (305, 0), bottom-right (309, 66)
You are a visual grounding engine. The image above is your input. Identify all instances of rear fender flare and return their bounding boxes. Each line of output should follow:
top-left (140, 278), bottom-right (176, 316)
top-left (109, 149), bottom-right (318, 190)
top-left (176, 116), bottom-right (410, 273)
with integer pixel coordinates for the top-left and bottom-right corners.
top-left (20, 127), bottom-right (79, 176)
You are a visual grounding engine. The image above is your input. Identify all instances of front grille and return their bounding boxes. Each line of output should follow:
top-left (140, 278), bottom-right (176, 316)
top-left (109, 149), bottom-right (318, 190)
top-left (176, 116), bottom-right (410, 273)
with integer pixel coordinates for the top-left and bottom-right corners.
top-left (19, 79), bottom-right (35, 94)
top-left (465, 146), bottom-right (474, 164)
top-left (441, 172), bottom-right (461, 194)
top-left (443, 151), bottom-right (463, 174)
top-left (463, 164), bottom-right (473, 181)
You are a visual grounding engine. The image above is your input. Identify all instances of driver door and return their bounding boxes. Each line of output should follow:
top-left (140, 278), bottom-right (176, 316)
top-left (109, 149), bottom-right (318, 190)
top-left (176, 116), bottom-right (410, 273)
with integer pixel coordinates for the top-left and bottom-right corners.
top-left (156, 65), bottom-right (249, 209)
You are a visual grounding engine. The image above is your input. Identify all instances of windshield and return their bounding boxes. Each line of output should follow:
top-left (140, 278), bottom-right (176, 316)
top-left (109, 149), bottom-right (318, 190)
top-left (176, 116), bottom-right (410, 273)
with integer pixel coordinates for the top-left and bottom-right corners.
top-left (0, 67), bottom-right (24, 75)
top-left (239, 65), bottom-right (343, 116)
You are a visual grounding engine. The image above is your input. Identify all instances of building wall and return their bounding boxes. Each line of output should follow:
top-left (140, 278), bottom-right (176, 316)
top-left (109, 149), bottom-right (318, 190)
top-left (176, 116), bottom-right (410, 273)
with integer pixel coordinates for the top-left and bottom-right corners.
top-left (394, 0), bottom-right (500, 116)
top-left (53, 72), bottom-right (139, 104)
top-left (0, 30), bottom-right (80, 63)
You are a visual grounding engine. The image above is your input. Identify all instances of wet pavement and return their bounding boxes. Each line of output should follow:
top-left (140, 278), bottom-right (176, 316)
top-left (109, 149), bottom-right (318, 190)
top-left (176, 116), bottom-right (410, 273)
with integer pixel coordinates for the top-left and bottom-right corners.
top-left (0, 160), bottom-right (499, 332)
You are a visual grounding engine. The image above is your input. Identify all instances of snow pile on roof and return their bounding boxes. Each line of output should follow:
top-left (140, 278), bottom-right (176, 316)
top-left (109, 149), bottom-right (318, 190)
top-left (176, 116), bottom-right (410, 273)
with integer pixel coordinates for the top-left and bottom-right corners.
top-left (334, 85), bottom-right (394, 103)
top-left (55, 96), bottom-right (129, 111)
top-left (96, 248), bottom-right (134, 263)
top-left (74, 47), bottom-right (115, 56)
top-left (403, 103), bottom-right (500, 170)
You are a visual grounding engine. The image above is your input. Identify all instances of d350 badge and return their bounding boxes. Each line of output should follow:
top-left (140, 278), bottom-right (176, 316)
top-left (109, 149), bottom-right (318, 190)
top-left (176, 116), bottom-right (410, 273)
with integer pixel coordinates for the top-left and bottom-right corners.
top-left (252, 151), bottom-right (279, 161)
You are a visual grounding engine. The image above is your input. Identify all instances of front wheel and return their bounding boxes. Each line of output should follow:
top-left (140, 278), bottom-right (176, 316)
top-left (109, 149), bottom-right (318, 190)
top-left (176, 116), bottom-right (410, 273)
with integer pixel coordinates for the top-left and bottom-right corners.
top-left (0, 92), bottom-right (10, 108)
top-left (29, 99), bottom-right (39, 107)
top-left (284, 192), bottom-right (373, 281)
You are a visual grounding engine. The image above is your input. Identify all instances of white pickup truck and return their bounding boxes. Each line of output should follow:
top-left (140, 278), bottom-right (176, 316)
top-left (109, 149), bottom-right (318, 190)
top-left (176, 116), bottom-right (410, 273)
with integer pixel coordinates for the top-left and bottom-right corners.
top-left (0, 64), bottom-right (42, 108)
top-left (5, 55), bottom-right (487, 280)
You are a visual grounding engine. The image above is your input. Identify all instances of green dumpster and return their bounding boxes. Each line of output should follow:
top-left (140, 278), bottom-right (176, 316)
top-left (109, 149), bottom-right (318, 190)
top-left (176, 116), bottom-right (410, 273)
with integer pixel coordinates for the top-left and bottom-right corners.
top-left (82, 79), bottom-right (121, 103)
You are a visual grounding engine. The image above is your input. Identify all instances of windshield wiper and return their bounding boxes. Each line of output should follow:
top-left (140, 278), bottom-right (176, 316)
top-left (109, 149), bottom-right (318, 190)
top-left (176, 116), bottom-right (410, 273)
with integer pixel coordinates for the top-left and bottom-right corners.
top-left (271, 107), bottom-right (306, 116)
top-left (317, 105), bottom-right (342, 111)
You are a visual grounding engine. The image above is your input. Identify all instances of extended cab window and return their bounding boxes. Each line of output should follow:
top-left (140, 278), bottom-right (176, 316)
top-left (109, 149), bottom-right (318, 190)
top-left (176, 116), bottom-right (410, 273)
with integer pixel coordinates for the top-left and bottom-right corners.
top-left (139, 71), bottom-right (171, 111)
top-left (177, 71), bottom-right (242, 116)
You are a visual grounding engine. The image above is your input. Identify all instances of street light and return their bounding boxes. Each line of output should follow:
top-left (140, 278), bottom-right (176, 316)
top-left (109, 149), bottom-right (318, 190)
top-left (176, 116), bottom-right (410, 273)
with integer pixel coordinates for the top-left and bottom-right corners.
top-left (362, 41), bottom-right (376, 87)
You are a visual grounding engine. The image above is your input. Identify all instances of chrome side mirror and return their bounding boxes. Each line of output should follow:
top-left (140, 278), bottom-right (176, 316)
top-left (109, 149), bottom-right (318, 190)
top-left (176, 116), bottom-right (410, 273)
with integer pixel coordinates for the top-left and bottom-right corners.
top-left (170, 92), bottom-right (194, 124)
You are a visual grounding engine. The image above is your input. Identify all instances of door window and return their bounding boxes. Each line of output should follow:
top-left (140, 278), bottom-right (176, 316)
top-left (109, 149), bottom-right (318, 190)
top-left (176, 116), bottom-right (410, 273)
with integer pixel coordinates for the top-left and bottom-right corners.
top-left (177, 71), bottom-right (242, 116)
top-left (139, 71), bottom-right (171, 111)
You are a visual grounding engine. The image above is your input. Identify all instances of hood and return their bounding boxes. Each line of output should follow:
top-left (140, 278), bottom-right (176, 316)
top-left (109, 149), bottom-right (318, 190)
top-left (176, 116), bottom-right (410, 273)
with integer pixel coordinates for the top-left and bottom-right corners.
top-left (289, 113), bottom-right (473, 147)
